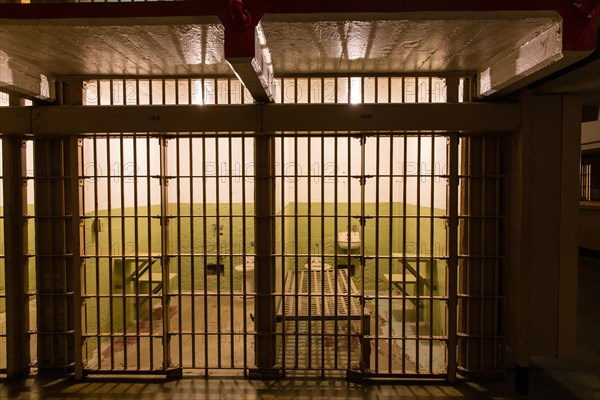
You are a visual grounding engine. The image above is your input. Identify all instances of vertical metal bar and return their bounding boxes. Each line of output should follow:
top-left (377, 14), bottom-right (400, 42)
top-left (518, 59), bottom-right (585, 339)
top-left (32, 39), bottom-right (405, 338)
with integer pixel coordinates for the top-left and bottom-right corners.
top-left (416, 134), bottom-right (421, 372)
top-left (333, 134), bottom-right (339, 371)
top-left (175, 137), bottom-right (183, 368)
top-left (80, 139), bottom-right (89, 372)
top-left (3, 135), bottom-right (30, 379)
top-left (278, 135), bottom-right (285, 371)
top-left (67, 88), bottom-right (84, 379)
top-left (228, 136), bottom-right (235, 368)
top-left (374, 135), bottom-right (380, 373)
top-left (320, 134), bottom-right (325, 376)
top-left (401, 131), bottom-right (407, 374)
top-left (189, 137), bottom-right (196, 369)
top-left (241, 135), bottom-right (248, 373)
top-left (119, 134), bottom-right (127, 370)
top-left (201, 135), bottom-right (209, 374)
top-left (446, 76), bottom-right (459, 382)
top-left (307, 136), bottom-right (312, 370)
top-left (429, 132), bottom-right (435, 374)
top-left (359, 135), bottom-right (366, 373)
top-left (346, 134), bottom-right (351, 371)
top-left (93, 136), bottom-right (101, 369)
top-left (146, 133), bottom-right (154, 370)
top-left (448, 133), bottom-right (459, 382)
top-left (333, 78), bottom-right (339, 372)
top-left (480, 137), bottom-right (486, 370)
top-left (254, 134), bottom-right (276, 372)
top-left (133, 135), bottom-right (141, 369)
top-left (106, 135), bottom-right (114, 370)
top-left (388, 135), bottom-right (394, 375)
top-left (293, 106), bottom-right (299, 369)
top-left (494, 137), bottom-right (501, 370)
top-left (160, 137), bottom-right (170, 371)
top-left (215, 137), bottom-right (222, 368)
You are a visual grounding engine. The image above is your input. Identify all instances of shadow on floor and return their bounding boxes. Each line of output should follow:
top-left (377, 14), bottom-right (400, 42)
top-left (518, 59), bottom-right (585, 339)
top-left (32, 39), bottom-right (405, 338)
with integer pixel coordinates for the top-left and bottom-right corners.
top-left (1, 254), bottom-right (598, 400)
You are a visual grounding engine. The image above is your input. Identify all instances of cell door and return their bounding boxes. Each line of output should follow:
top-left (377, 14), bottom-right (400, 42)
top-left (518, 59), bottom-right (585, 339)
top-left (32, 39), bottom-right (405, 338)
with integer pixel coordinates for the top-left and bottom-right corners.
top-left (274, 133), bottom-right (454, 378)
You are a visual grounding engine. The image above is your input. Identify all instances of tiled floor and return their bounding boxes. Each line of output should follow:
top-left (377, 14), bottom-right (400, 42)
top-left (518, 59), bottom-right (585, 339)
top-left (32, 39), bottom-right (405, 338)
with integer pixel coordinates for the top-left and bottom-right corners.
top-left (1, 254), bottom-right (598, 400)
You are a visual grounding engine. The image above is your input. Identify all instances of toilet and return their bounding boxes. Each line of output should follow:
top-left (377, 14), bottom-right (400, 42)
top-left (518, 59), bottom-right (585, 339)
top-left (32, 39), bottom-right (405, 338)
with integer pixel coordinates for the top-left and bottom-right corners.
top-left (234, 257), bottom-right (255, 293)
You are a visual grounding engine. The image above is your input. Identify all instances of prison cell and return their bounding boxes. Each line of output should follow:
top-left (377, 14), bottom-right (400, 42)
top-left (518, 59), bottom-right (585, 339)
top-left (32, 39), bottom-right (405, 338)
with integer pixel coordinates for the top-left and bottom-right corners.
top-left (0, 75), bottom-right (506, 380)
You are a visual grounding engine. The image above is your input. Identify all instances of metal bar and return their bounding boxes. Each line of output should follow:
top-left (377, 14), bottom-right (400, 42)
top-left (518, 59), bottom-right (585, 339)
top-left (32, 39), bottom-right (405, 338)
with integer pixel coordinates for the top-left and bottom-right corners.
top-left (429, 132), bottom-right (435, 374)
top-left (388, 135), bottom-right (394, 374)
top-left (445, 77), bottom-right (460, 382)
top-left (146, 134), bottom-right (154, 370)
top-left (133, 135), bottom-right (141, 369)
top-left (333, 134), bottom-right (339, 371)
top-left (241, 135), bottom-right (248, 374)
top-left (215, 137), bottom-right (222, 368)
top-left (93, 136), bottom-right (101, 369)
top-left (175, 137), bottom-right (183, 368)
top-left (160, 137), bottom-right (170, 371)
top-left (320, 134), bottom-right (326, 376)
top-left (119, 134), bottom-right (127, 370)
top-left (201, 135), bottom-right (209, 374)
top-left (69, 134), bottom-right (84, 378)
top-left (447, 133), bottom-right (459, 383)
top-left (359, 134), bottom-right (366, 373)
top-left (416, 134), bottom-right (421, 372)
top-left (189, 137), bottom-right (196, 369)
top-left (106, 136), bottom-right (115, 370)
top-left (228, 136), bottom-right (235, 368)
top-left (307, 136), bottom-right (312, 370)
top-left (277, 135), bottom-right (284, 371)
top-left (3, 135), bottom-right (30, 378)
top-left (374, 134), bottom-right (380, 373)
top-left (254, 134), bottom-right (276, 371)
top-left (294, 133), bottom-right (299, 369)
top-left (480, 137), bottom-right (486, 370)
top-left (346, 133), bottom-right (352, 371)
top-left (402, 130), bottom-right (407, 374)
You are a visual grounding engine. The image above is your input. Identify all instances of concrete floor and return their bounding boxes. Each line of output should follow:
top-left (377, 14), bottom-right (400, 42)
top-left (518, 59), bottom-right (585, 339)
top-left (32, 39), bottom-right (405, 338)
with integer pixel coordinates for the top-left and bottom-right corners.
top-left (1, 254), bottom-right (598, 400)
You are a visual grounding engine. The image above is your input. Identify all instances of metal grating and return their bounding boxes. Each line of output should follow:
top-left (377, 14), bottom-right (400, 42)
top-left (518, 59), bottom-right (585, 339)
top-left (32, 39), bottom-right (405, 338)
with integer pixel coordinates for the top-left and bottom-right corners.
top-left (457, 135), bottom-right (506, 373)
top-left (274, 133), bottom-right (452, 376)
top-left (0, 75), bottom-right (506, 380)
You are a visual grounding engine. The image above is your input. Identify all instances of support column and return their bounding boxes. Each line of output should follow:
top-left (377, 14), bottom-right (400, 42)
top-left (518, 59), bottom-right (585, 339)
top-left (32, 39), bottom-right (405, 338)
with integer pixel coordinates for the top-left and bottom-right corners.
top-left (35, 81), bottom-right (83, 375)
top-left (252, 134), bottom-right (277, 376)
top-left (507, 93), bottom-right (581, 395)
top-left (3, 95), bottom-right (30, 378)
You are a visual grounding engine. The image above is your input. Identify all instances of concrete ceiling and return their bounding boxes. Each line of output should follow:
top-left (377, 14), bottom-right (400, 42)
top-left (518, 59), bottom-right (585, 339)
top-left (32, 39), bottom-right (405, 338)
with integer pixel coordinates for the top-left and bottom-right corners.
top-left (0, 4), bottom-right (596, 102)
top-left (260, 17), bottom-right (559, 75)
top-left (0, 20), bottom-right (228, 76)
top-left (0, 15), bottom-right (559, 77)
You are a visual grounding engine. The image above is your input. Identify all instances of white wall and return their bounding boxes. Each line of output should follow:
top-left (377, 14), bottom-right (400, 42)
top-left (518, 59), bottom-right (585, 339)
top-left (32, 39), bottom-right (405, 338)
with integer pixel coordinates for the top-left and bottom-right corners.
top-left (278, 136), bottom-right (448, 209)
top-left (82, 137), bottom-right (256, 213)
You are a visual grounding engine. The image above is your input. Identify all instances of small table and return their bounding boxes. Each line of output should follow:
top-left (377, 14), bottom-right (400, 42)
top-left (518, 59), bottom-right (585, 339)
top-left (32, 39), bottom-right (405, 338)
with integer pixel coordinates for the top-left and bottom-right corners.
top-left (277, 269), bottom-right (371, 369)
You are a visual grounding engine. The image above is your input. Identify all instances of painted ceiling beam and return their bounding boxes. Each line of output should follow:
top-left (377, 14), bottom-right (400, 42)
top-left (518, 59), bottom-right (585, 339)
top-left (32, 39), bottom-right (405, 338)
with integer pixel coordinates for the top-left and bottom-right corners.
top-left (0, 51), bottom-right (55, 102)
top-left (218, 1), bottom-right (274, 103)
top-left (0, 103), bottom-right (519, 135)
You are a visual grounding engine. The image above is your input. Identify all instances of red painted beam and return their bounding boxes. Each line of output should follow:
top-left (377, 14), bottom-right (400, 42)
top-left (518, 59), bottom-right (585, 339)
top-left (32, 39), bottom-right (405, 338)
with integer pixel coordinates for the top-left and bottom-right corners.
top-left (0, 1), bottom-right (221, 19)
top-left (0, 0), bottom-right (597, 53)
top-left (217, 0), bottom-right (266, 59)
